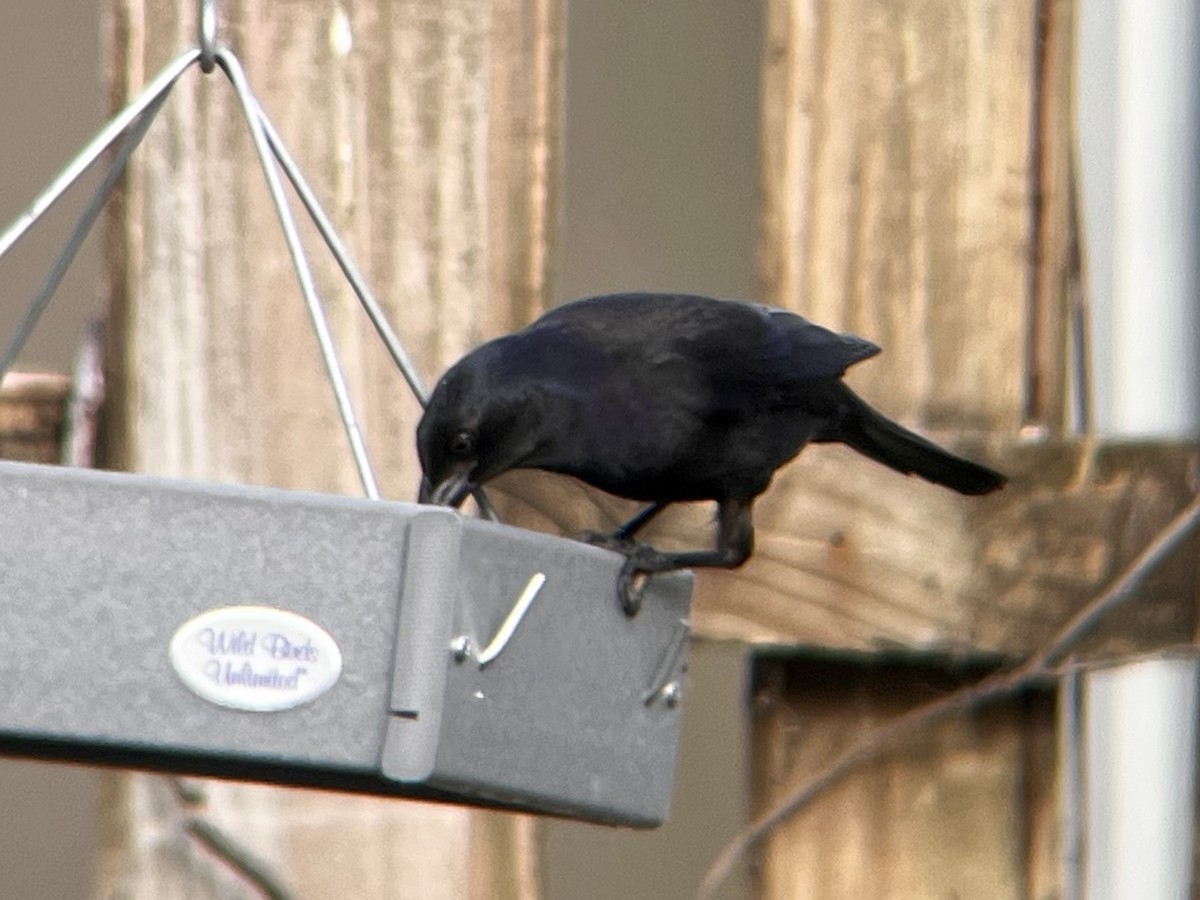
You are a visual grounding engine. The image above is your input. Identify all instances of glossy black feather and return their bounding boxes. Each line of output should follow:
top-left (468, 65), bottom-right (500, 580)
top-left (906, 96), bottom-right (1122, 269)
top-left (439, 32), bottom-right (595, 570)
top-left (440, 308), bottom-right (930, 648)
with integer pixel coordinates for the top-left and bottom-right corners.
top-left (417, 292), bottom-right (1006, 505)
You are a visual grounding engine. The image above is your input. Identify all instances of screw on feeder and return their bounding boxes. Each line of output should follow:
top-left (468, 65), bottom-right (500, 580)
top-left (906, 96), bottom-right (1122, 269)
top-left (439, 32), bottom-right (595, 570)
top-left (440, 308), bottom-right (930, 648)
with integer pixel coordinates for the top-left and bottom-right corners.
top-left (659, 681), bottom-right (682, 708)
top-left (448, 573), bottom-right (550, 668)
top-left (449, 635), bottom-right (472, 663)
top-left (641, 617), bottom-right (690, 706)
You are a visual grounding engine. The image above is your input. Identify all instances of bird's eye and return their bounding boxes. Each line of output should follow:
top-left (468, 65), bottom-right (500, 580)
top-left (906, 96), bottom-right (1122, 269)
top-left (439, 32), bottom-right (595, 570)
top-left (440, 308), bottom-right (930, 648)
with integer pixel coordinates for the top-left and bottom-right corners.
top-left (450, 430), bottom-right (476, 458)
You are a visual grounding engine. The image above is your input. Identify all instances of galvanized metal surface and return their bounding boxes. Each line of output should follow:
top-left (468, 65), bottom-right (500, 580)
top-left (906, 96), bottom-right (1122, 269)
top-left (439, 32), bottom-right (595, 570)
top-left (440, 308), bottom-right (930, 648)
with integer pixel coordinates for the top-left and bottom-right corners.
top-left (0, 460), bottom-right (691, 825)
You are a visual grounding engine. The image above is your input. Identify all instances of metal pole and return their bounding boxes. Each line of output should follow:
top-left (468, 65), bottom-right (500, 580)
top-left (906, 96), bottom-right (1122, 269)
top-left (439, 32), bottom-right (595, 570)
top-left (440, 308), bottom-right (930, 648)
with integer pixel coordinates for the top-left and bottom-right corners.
top-left (1083, 651), bottom-right (1200, 899)
top-left (1109, 0), bottom-right (1200, 437)
top-left (1073, 6), bottom-right (1200, 893)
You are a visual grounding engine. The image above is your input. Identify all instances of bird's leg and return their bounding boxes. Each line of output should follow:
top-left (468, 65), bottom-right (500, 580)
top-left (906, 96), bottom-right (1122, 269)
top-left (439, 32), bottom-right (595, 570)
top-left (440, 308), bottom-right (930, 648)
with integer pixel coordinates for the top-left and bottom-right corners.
top-left (578, 501), bottom-right (669, 551)
top-left (617, 498), bottom-right (755, 616)
top-left (613, 501), bottom-right (669, 540)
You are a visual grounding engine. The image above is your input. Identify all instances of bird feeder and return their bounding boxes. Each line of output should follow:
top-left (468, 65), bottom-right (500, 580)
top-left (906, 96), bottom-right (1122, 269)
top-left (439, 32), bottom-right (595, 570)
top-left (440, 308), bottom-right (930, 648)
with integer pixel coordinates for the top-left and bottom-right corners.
top-left (0, 0), bottom-right (692, 827)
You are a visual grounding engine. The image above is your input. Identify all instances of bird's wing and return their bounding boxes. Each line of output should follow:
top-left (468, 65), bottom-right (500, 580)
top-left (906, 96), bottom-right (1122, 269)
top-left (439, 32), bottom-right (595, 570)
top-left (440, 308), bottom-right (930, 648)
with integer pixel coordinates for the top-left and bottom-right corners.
top-left (749, 303), bottom-right (880, 381)
top-left (681, 308), bottom-right (876, 417)
top-left (527, 292), bottom-right (880, 414)
top-left (537, 293), bottom-right (877, 374)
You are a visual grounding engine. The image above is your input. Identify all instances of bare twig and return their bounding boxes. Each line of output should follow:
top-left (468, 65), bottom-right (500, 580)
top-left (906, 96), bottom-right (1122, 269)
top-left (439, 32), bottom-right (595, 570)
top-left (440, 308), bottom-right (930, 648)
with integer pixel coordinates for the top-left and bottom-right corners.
top-left (695, 494), bottom-right (1200, 900)
top-left (168, 777), bottom-right (298, 900)
top-left (184, 816), bottom-right (299, 900)
top-left (1031, 494), bottom-right (1200, 668)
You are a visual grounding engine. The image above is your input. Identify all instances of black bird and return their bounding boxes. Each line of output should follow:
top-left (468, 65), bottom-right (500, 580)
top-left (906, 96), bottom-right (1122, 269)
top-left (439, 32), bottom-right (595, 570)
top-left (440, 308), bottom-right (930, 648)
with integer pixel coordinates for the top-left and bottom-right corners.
top-left (417, 292), bottom-right (1005, 614)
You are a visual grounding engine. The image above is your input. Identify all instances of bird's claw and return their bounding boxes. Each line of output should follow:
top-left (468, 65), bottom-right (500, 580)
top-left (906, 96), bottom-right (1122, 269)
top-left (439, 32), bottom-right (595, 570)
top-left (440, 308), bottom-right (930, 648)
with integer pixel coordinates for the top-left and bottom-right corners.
top-left (617, 558), bottom-right (648, 617)
top-left (614, 544), bottom-right (673, 617)
top-left (577, 532), bottom-right (664, 617)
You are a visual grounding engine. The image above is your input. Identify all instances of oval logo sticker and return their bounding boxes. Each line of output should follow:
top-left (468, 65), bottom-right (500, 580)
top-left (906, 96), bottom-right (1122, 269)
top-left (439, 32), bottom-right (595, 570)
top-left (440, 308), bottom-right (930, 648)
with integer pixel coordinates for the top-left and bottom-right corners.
top-left (169, 606), bottom-right (343, 712)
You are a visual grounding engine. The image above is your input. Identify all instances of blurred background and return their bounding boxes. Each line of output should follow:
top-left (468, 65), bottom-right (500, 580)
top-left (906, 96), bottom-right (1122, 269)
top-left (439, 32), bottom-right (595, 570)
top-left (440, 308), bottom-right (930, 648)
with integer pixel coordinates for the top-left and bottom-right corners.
top-left (4, 1), bottom-right (1199, 898)
top-left (0, 1), bottom-right (759, 897)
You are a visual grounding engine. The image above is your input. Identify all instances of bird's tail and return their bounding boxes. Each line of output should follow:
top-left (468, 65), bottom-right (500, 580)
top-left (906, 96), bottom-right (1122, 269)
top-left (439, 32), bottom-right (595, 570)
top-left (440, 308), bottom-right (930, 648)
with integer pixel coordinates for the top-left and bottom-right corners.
top-left (832, 390), bottom-right (1006, 495)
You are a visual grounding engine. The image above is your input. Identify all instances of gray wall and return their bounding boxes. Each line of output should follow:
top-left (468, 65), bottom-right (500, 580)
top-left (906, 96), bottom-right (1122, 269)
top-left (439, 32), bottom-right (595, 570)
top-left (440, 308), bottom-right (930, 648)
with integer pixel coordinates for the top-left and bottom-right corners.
top-left (0, 1), bottom-right (760, 897)
top-left (559, 1), bottom-right (761, 302)
top-left (0, 4), bottom-right (106, 370)
top-left (1, 8), bottom-right (104, 898)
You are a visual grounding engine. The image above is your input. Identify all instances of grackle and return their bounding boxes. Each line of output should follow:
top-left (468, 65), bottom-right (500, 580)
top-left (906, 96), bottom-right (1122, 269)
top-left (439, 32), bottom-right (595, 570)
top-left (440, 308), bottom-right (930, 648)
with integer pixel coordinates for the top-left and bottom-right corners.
top-left (417, 292), bottom-right (1005, 615)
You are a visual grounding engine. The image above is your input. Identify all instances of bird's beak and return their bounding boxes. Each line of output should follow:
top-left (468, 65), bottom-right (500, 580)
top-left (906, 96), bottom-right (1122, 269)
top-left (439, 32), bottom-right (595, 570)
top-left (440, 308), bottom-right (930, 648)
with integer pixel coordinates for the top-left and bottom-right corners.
top-left (418, 476), bottom-right (435, 504)
top-left (421, 464), bottom-right (477, 508)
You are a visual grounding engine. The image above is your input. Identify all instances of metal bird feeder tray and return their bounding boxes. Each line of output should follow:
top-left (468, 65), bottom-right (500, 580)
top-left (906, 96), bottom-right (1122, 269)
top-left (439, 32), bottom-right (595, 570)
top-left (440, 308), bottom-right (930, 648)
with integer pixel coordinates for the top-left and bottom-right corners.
top-left (0, 0), bottom-right (692, 827)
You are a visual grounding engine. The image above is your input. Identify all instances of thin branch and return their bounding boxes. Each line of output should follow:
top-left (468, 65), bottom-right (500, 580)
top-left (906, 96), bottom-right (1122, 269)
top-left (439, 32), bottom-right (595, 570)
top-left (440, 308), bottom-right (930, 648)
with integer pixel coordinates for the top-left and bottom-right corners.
top-left (168, 777), bottom-right (298, 900)
top-left (1033, 494), bottom-right (1200, 668)
top-left (695, 494), bottom-right (1200, 900)
top-left (184, 816), bottom-right (299, 900)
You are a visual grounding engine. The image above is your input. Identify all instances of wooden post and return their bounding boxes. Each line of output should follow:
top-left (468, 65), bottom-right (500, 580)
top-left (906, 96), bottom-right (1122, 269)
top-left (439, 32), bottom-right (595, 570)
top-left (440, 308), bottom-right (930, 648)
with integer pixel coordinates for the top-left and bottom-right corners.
top-left (99, 1), bottom-right (560, 897)
top-left (750, 659), bottom-right (1060, 899)
top-left (737, 0), bottom-right (1198, 897)
top-left (760, 0), bottom-right (1055, 434)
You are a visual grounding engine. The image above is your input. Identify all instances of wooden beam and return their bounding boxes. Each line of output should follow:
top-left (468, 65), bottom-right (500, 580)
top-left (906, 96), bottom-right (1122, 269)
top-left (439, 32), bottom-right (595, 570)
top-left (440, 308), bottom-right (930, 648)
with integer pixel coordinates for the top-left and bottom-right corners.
top-left (710, 3), bottom-right (1188, 898)
top-left (0, 373), bottom-right (69, 463)
top-left (99, 1), bottom-right (559, 897)
top-left (694, 439), bottom-right (1200, 657)
top-left (485, 438), bottom-right (1200, 658)
top-left (486, 2), bottom-right (1120, 663)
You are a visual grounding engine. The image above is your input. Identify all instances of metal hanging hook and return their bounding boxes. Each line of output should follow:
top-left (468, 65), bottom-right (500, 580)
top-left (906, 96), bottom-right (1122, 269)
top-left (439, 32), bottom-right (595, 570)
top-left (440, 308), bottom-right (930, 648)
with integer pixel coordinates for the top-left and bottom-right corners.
top-left (199, 0), bottom-right (219, 73)
top-left (0, 9), bottom-right (501, 516)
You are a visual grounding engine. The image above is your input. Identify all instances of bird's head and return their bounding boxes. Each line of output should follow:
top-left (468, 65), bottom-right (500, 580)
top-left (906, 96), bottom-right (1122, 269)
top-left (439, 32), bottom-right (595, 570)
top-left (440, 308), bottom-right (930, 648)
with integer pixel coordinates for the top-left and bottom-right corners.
top-left (417, 343), bottom-right (547, 507)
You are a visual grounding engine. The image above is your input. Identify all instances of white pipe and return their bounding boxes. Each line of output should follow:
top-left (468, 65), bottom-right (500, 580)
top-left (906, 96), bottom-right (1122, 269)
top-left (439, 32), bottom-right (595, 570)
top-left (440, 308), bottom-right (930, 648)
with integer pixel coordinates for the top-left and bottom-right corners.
top-left (1110, 0), bottom-right (1200, 437)
top-left (1083, 652), bottom-right (1200, 900)
top-left (1075, 0), bottom-right (1117, 433)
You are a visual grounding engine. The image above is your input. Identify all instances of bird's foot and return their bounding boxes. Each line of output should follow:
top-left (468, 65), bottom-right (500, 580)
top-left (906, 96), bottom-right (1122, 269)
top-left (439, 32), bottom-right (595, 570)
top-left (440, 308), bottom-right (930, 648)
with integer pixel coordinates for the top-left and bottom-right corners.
top-left (614, 544), bottom-right (675, 617)
top-left (617, 558), bottom-right (649, 617)
top-left (577, 532), bottom-right (672, 617)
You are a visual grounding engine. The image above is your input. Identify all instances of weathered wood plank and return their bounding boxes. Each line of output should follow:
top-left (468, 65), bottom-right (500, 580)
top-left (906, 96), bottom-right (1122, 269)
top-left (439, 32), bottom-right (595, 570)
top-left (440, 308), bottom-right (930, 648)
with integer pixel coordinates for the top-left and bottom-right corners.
top-left (0, 372), bottom-right (70, 463)
top-left (699, 2), bottom-right (1162, 899)
top-left (760, 0), bottom-right (1043, 433)
top-left (705, 439), bottom-right (1200, 658)
top-left (749, 658), bottom-right (1060, 899)
top-left (486, 439), bottom-right (1200, 658)
top-left (484, 0), bottom-right (1120, 662)
top-left (1025, 0), bottom-right (1078, 432)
